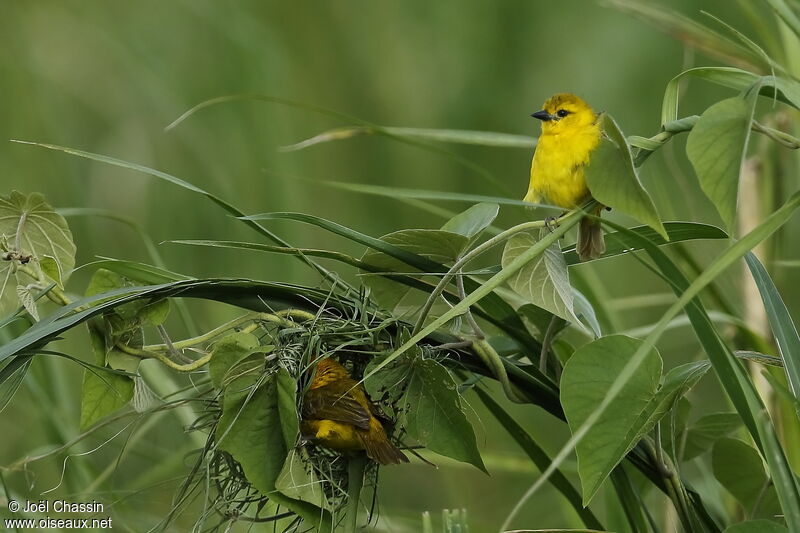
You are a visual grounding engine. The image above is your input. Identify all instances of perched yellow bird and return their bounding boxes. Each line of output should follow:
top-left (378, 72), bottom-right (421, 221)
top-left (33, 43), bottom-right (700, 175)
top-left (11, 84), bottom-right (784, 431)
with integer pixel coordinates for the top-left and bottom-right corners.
top-left (301, 358), bottom-right (408, 465)
top-left (525, 93), bottom-right (605, 261)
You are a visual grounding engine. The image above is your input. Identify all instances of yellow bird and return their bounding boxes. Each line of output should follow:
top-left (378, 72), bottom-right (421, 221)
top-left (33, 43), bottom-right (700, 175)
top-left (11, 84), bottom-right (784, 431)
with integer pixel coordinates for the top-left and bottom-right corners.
top-left (301, 358), bottom-right (408, 465)
top-left (524, 93), bottom-right (605, 261)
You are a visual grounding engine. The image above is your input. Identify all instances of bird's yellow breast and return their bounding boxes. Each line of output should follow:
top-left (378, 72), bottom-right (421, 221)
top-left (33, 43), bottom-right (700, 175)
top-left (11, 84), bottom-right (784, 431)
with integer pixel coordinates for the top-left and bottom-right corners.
top-left (526, 127), bottom-right (601, 209)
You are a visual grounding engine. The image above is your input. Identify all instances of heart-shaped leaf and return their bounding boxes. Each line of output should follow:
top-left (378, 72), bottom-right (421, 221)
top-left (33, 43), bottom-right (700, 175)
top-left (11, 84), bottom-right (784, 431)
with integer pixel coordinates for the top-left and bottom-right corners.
top-left (0, 191), bottom-right (76, 315)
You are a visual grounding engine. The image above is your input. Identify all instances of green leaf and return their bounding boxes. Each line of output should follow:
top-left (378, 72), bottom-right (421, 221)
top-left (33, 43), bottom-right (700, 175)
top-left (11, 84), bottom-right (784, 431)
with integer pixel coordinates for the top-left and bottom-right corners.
top-left (745, 253), bottom-right (800, 404)
top-left (136, 298), bottom-right (170, 327)
top-left (712, 438), bottom-right (781, 519)
top-left (0, 191), bottom-right (76, 315)
top-left (216, 374), bottom-right (286, 494)
top-left (641, 361), bottom-right (710, 436)
top-left (207, 332), bottom-right (261, 390)
top-left (387, 357), bottom-right (485, 471)
top-left (724, 520), bottom-right (788, 533)
top-left (682, 413), bottom-right (742, 461)
top-left (502, 230), bottom-right (578, 324)
top-left (686, 95), bottom-right (756, 230)
top-left (440, 203), bottom-right (499, 240)
top-left (15, 285), bottom-right (38, 322)
top-left (275, 449), bottom-right (328, 509)
top-left (80, 322), bottom-right (133, 430)
top-left (585, 116), bottom-right (667, 238)
top-left (276, 368), bottom-right (299, 450)
top-left (361, 229), bottom-right (467, 321)
top-left (560, 335), bottom-right (662, 505)
top-left (39, 255), bottom-right (63, 289)
top-left (80, 371), bottom-right (134, 430)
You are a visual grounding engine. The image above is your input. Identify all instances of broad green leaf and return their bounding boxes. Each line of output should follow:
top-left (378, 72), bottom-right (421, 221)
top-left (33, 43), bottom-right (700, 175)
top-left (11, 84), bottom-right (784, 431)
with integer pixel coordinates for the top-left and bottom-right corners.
top-left (686, 95), bottom-right (756, 231)
top-left (136, 298), bottom-right (170, 327)
top-left (381, 357), bottom-right (485, 472)
top-left (80, 371), bottom-right (134, 430)
top-left (561, 335), bottom-right (662, 505)
top-left (502, 230), bottom-right (578, 324)
top-left (440, 203), bottom-right (499, 240)
top-left (15, 285), bottom-right (38, 322)
top-left (361, 229), bottom-right (468, 321)
top-left (276, 367), bottom-right (299, 449)
top-left (0, 191), bottom-right (76, 315)
top-left (712, 438), bottom-right (781, 519)
top-left (585, 116), bottom-right (667, 238)
top-left (80, 321), bottom-right (133, 430)
top-left (725, 520), bottom-right (788, 533)
top-left (745, 253), bottom-right (800, 404)
top-left (275, 449), bottom-right (328, 509)
top-left (207, 332), bottom-right (261, 390)
top-left (39, 256), bottom-right (63, 289)
top-left (216, 374), bottom-right (286, 494)
top-left (637, 361), bottom-right (710, 440)
top-left (682, 412), bottom-right (742, 461)
top-left (106, 347), bottom-right (142, 374)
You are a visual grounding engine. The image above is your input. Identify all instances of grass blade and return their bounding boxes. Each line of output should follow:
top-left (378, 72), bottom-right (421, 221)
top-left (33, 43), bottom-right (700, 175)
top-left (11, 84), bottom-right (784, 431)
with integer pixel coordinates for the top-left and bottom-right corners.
top-left (10, 140), bottom-right (341, 287)
top-left (281, 125), bottom-right (535, 150)
top-left (166, 93), bottom-right (514, 195)
top-left (745, 253), bottom-right (800, 401)
top-left (473, 385), bottom-right (604, 531)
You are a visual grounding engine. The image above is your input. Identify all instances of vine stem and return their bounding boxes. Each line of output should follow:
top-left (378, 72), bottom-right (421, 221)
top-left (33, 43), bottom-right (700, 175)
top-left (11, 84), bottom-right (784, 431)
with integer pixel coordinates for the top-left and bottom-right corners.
top-left (115, 311), bottom-right (310, 372)
top-left (345, 456), bottom-right (367, 533)
top-left (412, 206), bottom-right (586, 335)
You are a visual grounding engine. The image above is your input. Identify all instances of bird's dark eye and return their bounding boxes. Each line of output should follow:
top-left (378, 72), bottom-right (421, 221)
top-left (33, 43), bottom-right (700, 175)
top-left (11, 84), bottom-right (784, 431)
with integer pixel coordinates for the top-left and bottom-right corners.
top-left (556, 109), bottom-right (570, 118)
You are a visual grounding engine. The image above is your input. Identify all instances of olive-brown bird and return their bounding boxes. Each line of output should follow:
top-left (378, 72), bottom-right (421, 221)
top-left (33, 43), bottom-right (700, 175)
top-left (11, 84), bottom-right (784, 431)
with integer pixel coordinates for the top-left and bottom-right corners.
top-left (525, 93), bottom-right (605, 261)
top-left (301, 357), bottom-right (408, 465)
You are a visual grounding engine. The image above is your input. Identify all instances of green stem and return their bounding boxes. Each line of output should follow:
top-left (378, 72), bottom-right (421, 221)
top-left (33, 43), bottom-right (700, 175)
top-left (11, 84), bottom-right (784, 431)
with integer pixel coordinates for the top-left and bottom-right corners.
top-left (345, 456), bottom-right (367, 533)
top-left (16, 264), bottom-right (71, 307)
top-left (118, 311), bottom-right (308, 371)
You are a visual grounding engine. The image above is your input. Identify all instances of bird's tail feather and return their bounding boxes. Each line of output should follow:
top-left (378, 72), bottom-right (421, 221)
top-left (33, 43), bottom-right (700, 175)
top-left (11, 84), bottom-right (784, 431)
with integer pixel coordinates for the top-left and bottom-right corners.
top-left (361, 432), bottom-right (408, 465)
top-left (577, 207), bottom-right (605, 261)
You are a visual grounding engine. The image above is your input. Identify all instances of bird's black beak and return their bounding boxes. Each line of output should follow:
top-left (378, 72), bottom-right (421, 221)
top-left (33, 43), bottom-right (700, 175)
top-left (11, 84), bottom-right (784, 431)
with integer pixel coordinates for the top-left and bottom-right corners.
top-left (531, 110), bottom-right (555, 121)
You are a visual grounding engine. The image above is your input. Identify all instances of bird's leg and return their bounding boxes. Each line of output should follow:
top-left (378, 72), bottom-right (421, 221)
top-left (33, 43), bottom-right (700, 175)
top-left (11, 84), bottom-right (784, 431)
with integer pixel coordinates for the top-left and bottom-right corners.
top-left (544, 213), bottom-right (564, 232)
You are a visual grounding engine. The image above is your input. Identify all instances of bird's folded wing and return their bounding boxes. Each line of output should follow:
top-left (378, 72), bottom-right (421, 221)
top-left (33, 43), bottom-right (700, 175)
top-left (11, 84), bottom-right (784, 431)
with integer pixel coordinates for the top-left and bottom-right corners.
top-left (302, 387), bottom-right (371, 430)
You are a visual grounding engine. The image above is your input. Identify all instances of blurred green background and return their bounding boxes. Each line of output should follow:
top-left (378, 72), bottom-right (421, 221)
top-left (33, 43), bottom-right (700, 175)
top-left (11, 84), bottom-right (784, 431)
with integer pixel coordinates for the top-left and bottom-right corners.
top-left (1, 1), bottom-right (797, 531)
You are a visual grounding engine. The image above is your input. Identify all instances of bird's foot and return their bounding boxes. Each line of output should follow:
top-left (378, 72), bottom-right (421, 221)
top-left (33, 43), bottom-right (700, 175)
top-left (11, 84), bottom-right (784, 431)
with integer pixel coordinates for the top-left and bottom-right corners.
top-left (544, 216), bottom-right (560, 232)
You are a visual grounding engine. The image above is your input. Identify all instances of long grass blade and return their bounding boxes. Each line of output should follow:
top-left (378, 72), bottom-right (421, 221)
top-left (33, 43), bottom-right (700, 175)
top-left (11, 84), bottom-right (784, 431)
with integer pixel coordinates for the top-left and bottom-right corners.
top-left (745, 253), bottom-right (800, 401)
top-left (473, 385), bottom-right (604, 531)
top-left (281, 126), bottom-right (535, 151)
top-left (166, 93), bottom-right (513, 195)
top-left (10, 140), bottom-right (342, 288)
